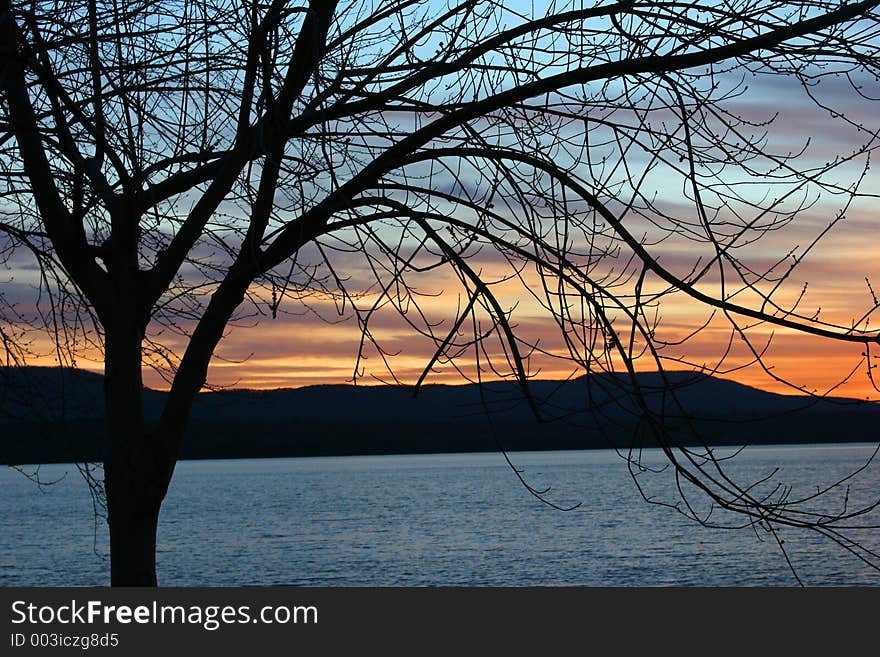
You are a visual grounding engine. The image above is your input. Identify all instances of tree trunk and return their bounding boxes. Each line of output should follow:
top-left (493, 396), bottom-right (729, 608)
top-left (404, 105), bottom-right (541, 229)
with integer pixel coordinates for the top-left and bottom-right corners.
top-left (106, 484), bottom-right (161, 586)
top-left (103, 295), bottom-right (172, 586)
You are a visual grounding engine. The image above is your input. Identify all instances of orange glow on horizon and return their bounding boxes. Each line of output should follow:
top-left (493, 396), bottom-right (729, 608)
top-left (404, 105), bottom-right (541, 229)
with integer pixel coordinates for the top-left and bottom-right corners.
top-left (13, 206), bottom-right (878, 402)
top-left (33, 313), bottom-right (875, 402)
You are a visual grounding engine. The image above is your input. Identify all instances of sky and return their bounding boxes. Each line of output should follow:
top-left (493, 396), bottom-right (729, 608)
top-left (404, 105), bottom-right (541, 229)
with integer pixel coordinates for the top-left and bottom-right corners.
top-left (148, 68), bottom-right (878, 400)
top-left (3, 1), bottom-right (878, 401)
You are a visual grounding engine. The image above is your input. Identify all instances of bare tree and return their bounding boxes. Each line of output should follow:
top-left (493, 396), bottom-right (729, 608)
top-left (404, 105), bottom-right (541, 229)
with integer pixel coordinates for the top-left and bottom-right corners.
top-left (1, 0), bottom-right (879, 585)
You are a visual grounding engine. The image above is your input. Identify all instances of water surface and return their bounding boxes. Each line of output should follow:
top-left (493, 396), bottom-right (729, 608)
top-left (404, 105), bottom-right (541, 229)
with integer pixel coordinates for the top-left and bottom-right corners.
top-left (2, 444), bottom-right (879, 586)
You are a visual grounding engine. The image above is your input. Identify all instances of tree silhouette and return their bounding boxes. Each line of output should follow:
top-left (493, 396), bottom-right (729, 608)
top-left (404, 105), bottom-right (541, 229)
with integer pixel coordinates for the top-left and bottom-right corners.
top-left (1, 0), bottom-right (879, 585)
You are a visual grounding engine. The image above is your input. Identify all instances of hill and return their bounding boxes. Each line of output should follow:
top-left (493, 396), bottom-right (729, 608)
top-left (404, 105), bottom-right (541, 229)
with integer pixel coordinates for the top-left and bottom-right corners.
top-left (1, 367), bottom-right (877, 464)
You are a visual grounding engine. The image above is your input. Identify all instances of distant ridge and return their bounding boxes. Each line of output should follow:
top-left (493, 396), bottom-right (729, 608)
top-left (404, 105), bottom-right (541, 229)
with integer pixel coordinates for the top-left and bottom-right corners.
top-left (1, 366), bottom-right (878, 464)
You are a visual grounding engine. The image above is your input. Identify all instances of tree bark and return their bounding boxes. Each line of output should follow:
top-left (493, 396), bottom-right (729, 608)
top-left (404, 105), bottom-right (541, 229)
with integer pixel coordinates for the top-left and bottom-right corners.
top-left (102, 284), bottom-right (171, 586)
top-left (106, 481), bottom-right (161, 586)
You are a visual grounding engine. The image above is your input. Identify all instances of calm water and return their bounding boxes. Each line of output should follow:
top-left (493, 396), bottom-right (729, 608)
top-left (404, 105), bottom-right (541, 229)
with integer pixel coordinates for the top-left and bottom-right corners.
top-left (2, 444), bottom-right (880, 586)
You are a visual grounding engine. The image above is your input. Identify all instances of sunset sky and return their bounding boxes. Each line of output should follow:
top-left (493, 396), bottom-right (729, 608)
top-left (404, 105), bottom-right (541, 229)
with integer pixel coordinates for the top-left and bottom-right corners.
top-left (4, 8), bottom-right (878, 402)
top-left (162, 71), bottom-right (877, 399)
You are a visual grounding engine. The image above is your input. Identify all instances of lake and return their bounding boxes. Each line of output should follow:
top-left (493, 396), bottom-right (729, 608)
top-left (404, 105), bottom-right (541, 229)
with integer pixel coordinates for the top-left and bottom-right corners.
top-left (2, 444), bottom-right (879, 586)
